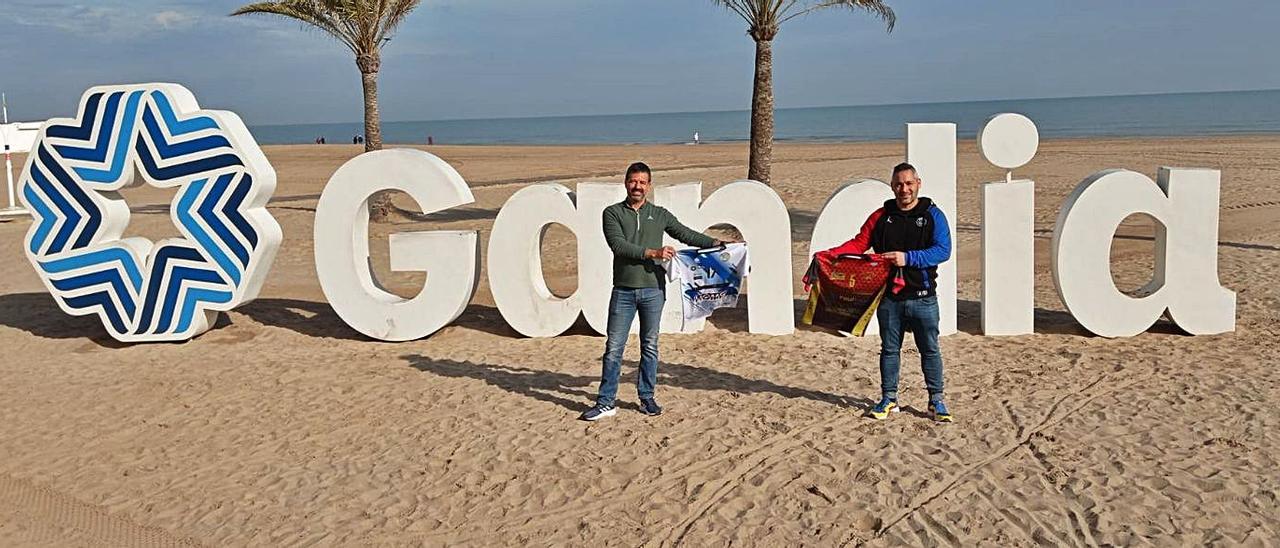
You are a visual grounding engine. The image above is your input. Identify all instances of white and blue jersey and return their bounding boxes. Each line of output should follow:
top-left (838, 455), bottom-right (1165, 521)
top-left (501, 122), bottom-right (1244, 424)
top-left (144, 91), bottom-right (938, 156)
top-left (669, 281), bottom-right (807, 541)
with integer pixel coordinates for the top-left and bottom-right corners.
top-left (667, 242), bottom-right (749, 324)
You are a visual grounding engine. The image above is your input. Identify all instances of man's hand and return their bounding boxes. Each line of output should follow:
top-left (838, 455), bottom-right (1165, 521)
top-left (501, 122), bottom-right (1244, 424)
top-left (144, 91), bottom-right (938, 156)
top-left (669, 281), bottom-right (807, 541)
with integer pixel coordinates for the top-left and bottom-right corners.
top-left (882, 251), bottom-right (907, 267)
top-left (646, 246), bottom-right (676, 260)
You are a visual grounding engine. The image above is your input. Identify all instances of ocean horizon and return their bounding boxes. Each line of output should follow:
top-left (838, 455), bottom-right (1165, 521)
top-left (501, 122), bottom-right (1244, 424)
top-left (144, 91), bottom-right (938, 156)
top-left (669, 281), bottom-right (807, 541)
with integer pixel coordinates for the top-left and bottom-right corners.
top-left (250, 88), bottom-right (1280, 146)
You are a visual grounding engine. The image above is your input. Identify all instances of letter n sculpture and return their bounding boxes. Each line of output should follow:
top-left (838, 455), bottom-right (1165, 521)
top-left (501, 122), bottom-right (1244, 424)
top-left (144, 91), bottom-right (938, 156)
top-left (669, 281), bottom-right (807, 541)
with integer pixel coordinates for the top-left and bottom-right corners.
top-left (19, 84), bottom-right (282, 342)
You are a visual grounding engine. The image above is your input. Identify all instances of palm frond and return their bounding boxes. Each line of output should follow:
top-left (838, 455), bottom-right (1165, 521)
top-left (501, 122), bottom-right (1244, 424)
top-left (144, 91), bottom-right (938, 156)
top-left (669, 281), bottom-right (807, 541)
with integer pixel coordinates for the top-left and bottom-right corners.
top-left (780, 0), bottom-right (895, 30)
top-left (710, 0), bottom-right (755, 25)
top-left (232, 1), bottom-right (359, 52)
top-left (378, 0), bottom-right (423, 43)
top-left (231, 0), bottom-right (423, 55)
top-left (712, 0), bottom-right (895, 34)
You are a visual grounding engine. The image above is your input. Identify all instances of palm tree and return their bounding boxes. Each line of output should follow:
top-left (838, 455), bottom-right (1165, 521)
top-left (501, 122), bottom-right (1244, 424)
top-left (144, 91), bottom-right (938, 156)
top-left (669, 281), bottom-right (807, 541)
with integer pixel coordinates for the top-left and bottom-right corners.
top-left (232, 0), bottom-right (421, 219)
top-left (712, 1), bottom-right (895, 185)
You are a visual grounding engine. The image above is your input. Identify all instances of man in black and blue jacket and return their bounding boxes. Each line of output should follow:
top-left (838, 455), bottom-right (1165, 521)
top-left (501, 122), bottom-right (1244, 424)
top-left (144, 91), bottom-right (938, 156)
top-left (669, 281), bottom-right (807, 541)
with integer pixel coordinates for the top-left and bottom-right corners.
top-left (817, 162), bottom-right (954, 422)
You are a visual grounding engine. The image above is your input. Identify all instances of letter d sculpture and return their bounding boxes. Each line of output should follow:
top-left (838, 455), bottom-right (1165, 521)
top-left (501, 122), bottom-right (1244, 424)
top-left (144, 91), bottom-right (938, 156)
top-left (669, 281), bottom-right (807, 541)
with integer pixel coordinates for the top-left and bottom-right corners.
top-left (19, 84), bottom-right (282, 342)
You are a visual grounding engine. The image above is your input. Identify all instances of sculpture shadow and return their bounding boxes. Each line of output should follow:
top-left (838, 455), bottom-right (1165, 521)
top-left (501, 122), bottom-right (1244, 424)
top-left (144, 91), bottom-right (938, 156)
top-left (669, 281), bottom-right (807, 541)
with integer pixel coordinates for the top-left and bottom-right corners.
top-left (401, 355), bottom-right (871, 414)
top-left (686, 295), bottom-right (812, 335)
top-left (0, 292), bottom-right (130, 347)
top-left (789, 208), bottom-right (819, 242)
top-left (955, 298), bottom-right (1182, 337)
top-left (955, 298), bottom-right (1091, 337)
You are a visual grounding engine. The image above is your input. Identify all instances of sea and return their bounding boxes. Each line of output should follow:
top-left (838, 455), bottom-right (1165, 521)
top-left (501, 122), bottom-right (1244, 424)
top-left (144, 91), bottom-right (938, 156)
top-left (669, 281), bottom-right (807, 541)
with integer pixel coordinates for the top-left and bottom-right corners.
top-left (250, 89), bottom-right (1280, 146)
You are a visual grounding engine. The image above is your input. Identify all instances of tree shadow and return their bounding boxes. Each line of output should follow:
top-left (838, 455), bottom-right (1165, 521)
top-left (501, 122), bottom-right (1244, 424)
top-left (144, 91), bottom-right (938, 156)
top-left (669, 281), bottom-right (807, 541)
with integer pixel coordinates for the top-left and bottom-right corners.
top-left (270, 205), bottom-right (317, 214)
top-left (449, 303), bottom-right (528, 337)
top-left (955, 221), bottom-right (1279, 251)
top-left (400, 354), bottom-right (871, 414)
top-left (234, 298), bottom-right (368, 340)
top-left (235, 299), bottom-right (525, 340)
top-left (391, 205), bottom-right (498, 224)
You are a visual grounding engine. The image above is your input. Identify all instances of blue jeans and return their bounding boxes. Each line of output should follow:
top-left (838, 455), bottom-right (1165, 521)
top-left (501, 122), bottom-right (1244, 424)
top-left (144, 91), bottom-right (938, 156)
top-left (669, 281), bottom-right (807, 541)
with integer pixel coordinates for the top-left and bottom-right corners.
top-left (877, 296), bottom-right (944, 403)
top-left (595, 286), bottom-right (665, 408)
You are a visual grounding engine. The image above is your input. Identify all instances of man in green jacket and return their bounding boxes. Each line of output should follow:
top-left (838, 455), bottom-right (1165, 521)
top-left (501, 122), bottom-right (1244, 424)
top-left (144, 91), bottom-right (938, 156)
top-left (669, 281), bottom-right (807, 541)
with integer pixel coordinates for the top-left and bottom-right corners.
top-left (580, 162), bottom-right (726, 421)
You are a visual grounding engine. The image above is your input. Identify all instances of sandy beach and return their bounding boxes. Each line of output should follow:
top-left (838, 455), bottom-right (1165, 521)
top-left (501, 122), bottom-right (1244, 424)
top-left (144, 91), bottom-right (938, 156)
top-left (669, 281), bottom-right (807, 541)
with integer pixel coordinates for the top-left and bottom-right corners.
top-left (1, 136), bottom-right (1278, 545)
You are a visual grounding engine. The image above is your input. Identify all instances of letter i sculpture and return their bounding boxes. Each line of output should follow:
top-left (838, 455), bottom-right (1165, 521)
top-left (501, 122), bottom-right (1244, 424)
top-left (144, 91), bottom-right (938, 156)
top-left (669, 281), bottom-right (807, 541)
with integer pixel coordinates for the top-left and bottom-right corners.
top-left (978, 113), bottom-right (1038, 335)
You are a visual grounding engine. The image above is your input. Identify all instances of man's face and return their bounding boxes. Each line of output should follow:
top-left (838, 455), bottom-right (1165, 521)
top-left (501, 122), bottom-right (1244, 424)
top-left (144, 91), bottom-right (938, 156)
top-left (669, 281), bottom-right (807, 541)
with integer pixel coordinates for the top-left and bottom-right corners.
top-left (890, 169), bottom-right (921, 208)
top-left (625, 171), bottom-right (651, 201)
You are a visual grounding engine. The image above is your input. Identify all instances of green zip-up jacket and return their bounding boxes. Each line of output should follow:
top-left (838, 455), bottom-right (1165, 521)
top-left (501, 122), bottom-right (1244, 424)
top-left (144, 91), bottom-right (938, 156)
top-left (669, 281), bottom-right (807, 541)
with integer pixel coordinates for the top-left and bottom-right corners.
top-left (602, 200), bottom-right (718, 288)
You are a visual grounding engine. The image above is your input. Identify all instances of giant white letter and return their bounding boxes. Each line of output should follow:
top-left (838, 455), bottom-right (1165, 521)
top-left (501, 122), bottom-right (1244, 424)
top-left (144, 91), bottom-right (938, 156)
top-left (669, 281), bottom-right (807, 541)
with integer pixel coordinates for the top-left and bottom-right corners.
top-left (654, 180), bottom-right (793, 335)
top-left (978, 113), bottom-right (1039, 336)
top-left (314, 149), bottom-right (479, 341)
top-left (487, 183), bottom-right (623, 337)
top-left (1051, 167), bottom-right (1235, 337)
top-left (906, 123), bottom-right (959, 335)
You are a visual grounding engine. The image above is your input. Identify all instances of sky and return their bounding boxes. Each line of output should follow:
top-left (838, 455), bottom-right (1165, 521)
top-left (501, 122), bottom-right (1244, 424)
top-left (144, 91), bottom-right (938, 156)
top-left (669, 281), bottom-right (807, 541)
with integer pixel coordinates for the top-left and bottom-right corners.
top-left (2, 0), bottom-right (1279, 125)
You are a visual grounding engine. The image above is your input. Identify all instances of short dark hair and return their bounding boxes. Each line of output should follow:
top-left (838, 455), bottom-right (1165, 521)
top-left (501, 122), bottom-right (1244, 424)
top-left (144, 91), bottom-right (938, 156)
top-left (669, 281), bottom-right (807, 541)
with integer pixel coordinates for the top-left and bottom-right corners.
top-left (625, 162), bottom-right (651, 181)
top-left (892, 162), bottom-right (917, 178)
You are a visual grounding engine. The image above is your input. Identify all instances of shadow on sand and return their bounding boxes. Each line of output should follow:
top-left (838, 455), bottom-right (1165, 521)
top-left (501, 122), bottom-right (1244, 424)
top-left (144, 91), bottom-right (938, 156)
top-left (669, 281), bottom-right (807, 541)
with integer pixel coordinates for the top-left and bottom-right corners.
top-left (0, 292), bottom-right (132, 347)
top-left (401, 355), bottom-right (873, 415)
top-left (955, 298), bottom-right (1183, 337)
top-left (234, 299), bottom-right (528, 340)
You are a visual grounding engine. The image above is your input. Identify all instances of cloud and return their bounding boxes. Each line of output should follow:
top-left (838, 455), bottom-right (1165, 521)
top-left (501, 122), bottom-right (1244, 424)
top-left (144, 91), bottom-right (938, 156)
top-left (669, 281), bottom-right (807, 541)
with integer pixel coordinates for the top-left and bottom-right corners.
top-left (153, 10), bottom-right (196, 29)
top-left (3, 2), bottom-right (202, 38)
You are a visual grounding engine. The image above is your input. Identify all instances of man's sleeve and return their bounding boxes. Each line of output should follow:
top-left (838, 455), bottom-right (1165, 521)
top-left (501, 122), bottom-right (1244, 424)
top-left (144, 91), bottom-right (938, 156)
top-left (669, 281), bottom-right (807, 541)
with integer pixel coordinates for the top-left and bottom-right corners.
top-left (602, 208), bottom-right (648, 260)
top-left (906, 207), bottom-right (952, 268)
top-left (820, 208), bottom-right (882, 258)
top-left (663, 210), bottom-right (718, 249)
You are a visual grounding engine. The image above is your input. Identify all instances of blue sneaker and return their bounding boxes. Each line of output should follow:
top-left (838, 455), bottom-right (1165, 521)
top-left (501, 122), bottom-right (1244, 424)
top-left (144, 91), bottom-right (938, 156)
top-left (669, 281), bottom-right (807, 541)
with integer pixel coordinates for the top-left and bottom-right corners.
top-left (639, 397), bottom-right (663, 417)
top-left (929, 400), bottom-right (953, 423)
top-left (580, 404), bottom-right (616, 421)
top-left (869, 396), bottom-right (898, 420)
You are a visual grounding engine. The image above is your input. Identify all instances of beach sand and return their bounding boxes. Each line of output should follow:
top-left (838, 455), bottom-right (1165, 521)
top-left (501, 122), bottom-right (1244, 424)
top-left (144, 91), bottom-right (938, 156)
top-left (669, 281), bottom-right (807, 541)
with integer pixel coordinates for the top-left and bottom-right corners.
top-left (1, 136), bottom-right (1278, 545)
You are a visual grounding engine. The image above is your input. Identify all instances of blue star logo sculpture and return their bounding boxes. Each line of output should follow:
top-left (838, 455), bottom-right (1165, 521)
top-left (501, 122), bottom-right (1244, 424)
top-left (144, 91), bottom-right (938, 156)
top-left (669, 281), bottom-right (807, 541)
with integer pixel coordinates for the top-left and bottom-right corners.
top-left (19, 84), bottom-right (282, 342)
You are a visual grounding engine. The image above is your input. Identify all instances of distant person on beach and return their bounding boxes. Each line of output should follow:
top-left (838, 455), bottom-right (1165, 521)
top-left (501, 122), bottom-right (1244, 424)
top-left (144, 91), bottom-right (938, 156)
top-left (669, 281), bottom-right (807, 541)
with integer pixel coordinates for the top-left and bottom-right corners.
top-left (580, 162), bottom-right (733, 421)
top-left (353, 135), bottom-right (359, 145)
top-left (428, 136), bottom-right (433, 145)
top-left (693, 131), bottom-right (700, 145)
top-left (815, 162), bottom-right (954, 423)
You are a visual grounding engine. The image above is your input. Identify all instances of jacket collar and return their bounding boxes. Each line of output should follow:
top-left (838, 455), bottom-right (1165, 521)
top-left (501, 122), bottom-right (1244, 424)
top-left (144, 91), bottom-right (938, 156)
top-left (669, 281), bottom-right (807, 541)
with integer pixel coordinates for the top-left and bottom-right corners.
top-left (882, 196), bottom-right (932, 216)
top-left (619, 199), bottom-right (651, 213)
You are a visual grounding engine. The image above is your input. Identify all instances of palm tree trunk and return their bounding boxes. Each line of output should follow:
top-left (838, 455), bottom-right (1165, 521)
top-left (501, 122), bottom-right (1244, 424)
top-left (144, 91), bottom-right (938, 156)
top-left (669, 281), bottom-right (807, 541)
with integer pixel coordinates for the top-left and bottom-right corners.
top-left (358, 58), bottom-right (393, 220)
top-left (748, 38), bottom-right (774, 185)
top-left (360, 68), bottom-right (383, 152)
